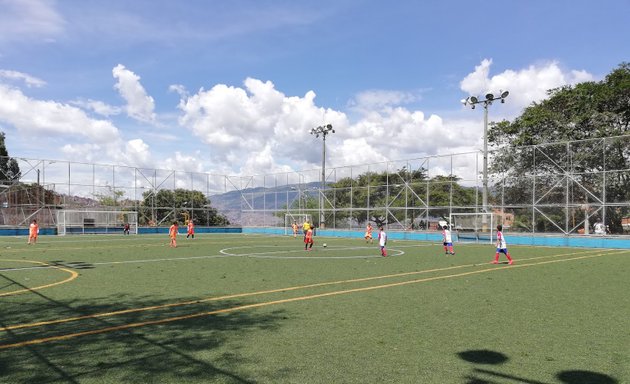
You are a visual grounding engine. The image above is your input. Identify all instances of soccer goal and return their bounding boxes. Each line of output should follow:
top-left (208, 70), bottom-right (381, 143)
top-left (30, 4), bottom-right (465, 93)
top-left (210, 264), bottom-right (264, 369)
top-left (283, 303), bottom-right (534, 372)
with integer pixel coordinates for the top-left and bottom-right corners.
top-left (56, 210), bottom-right (138, 235)
top-left (284, 213), bottom-right (313, 236)
top-left (449, 212), bottom-right (495, 244)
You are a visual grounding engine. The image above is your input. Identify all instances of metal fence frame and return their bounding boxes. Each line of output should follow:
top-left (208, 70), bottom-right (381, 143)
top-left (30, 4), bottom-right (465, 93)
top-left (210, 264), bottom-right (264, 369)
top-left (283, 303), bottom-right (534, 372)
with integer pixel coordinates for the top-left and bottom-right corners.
top-left (1, 135), bottom-right (629, 235)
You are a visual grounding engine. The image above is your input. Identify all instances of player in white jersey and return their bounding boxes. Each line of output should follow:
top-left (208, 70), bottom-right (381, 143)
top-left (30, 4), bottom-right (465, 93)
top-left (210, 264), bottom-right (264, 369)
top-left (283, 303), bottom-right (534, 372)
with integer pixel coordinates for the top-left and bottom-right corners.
top-left (442, 225), bottom-right (455, 255)
top-left (493, 224), bottom-right (513, 265)
top-left (378, 227), bottom-right (388, 257)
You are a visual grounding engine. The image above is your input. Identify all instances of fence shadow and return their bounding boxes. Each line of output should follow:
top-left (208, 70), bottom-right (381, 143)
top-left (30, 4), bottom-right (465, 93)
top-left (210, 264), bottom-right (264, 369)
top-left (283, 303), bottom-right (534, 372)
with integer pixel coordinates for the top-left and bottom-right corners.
top-left (0, 271), bottom-right (291, 383)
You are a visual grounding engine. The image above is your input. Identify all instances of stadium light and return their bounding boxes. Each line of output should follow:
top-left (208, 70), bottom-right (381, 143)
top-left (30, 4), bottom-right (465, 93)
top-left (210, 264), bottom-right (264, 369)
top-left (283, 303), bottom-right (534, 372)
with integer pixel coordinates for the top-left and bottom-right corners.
top-left (310, 124), bottom-right (335, 228)
top-left (461, 91), bottom-right (509, 218)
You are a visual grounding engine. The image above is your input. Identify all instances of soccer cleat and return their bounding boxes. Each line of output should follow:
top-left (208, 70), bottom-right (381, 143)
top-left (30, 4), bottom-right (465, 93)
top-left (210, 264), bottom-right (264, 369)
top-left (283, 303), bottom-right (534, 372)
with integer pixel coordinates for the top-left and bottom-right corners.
top-left (508, 260), bottom-right (513, 265)
top-left (450, 252), bottom-right (455, 255)
top-left (491, 260), bottom-right (499, 264)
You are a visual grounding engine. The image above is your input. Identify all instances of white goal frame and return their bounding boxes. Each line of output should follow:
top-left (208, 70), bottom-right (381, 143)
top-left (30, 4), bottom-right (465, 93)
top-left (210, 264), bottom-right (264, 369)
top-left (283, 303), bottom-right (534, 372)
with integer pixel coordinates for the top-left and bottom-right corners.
top-left (56, 210), bottom-right (138, 235)
top-left (284, 213), bottom-right (313, 236)
top-left (449, 212), bottom-right (495, 244)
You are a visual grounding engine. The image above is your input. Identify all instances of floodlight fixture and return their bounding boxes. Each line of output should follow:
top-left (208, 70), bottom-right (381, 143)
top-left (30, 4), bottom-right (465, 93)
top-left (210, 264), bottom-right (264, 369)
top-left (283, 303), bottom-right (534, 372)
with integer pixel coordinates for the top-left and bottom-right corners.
top-left (501, 90), bottom-right (509, 98)
top-left (485, 93), bottom-right (494, 101)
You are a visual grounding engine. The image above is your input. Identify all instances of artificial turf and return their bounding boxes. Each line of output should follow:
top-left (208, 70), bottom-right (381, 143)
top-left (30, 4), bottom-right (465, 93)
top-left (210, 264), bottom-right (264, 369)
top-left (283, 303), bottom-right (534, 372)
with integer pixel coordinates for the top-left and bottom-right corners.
top-left (1, 234), bottom-right (628, 383)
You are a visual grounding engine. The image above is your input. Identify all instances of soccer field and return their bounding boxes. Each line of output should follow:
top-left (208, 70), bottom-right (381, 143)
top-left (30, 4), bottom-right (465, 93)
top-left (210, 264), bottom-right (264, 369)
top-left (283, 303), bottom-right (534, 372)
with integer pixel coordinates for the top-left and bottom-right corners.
top-left (1, 234), bottom-right (628, 383)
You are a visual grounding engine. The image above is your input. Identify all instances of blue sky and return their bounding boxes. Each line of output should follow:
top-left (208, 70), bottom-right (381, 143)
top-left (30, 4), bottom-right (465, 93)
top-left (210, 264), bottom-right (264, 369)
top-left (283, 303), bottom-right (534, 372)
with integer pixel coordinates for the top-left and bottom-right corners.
top-left (0, 0), bottom-right (628, 179)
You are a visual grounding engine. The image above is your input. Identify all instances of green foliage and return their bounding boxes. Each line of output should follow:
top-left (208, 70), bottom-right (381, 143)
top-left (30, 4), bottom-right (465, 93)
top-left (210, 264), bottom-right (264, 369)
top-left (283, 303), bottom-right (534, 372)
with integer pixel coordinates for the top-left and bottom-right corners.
top-left (0, 132), bottom-right (21, 183)
top-left (325, 168), bottom-right (476, 227)
top-left (140, 188), bottom-right (229, 226)
top-left (488, 63), bottom-right (630, 232)
top-left (94, 189), bottom-right (125, 207)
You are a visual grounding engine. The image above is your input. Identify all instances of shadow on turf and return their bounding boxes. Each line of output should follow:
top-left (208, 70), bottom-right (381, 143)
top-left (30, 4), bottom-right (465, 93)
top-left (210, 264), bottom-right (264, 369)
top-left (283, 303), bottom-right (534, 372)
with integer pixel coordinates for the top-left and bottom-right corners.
top-left (48, 260), bottom-right (96, 269)
top-left (0, 272), bottom-right (292, 383)
top-left (458, 349), bottom-right (619, 384)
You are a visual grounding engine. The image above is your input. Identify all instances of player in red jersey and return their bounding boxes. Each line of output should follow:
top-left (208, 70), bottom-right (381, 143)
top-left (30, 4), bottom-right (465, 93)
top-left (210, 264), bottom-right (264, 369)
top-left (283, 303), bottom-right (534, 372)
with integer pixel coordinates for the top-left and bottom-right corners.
top-left (186, 219), bottom-right (195, 239)
top-left (28, 219), bottom-right (39, 244)
top-left (364, 222), bottom-right (374, 244)
top-left (304, 227), bottom-right (314, 251)
top-left (169, 221), bottom-right (179, 248)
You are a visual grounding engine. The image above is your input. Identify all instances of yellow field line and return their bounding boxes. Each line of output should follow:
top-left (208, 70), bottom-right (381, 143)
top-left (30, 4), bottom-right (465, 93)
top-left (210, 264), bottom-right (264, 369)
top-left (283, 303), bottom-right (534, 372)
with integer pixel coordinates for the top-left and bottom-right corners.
top-left (0, 260), bottom-right (78, 298)
top-left (0, 248), bottom-right (606, 332)
top-left (0, 250), bottom-right (623, 350)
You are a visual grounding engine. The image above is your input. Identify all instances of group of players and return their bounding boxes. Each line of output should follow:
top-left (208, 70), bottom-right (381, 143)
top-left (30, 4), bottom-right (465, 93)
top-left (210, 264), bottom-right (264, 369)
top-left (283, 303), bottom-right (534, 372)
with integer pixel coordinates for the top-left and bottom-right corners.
top-left (26, 216), bottom-right (511, 263)
top-left (292, 219), bottom-right (513, 263)
top-left (167, 220), bottom-right (195, 248)
top-left (291, 220), bottom-right (389, 256)
top-left (441, 224), bottom-right (513, 265)
top-left (25, 218), bottom-right (195, 248)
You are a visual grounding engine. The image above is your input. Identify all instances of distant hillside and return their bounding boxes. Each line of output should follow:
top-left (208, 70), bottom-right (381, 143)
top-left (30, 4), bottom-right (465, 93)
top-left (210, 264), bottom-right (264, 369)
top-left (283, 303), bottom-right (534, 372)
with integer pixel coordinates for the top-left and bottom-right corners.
top-left (210, 182), bottom-right (321, 211)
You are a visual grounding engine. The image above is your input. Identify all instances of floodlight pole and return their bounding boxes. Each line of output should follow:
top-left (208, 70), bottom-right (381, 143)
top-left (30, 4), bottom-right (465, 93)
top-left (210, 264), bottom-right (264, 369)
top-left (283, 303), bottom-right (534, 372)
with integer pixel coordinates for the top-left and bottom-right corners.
top-left (461, 91), bottom-right (509, 220)
top-left (482, 103), bottom-right (489, 215)
top-left (310, 124), bottom-right (335, 229)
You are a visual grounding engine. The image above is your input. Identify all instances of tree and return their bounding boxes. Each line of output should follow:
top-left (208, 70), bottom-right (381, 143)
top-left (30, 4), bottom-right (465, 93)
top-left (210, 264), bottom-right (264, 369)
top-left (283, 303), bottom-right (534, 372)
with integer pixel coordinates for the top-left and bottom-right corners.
top-left (487, 63), bottom-right (630, 233)
top-left (94, 188), bottom-right (125, 207)
top-left (0, 132), bottom-right (21, 184)
top-left (139, 188), bottom-right (229, 226)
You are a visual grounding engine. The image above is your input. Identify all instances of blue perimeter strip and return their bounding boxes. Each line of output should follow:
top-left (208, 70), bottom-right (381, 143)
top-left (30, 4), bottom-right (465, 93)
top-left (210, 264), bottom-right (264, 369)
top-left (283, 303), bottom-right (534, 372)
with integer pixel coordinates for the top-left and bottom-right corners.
top-left (1, 226), bottom-right (629, 249)
top-left (0, 227), bottom-right (242, 236)
top-left (243, 227), bottom-right (630, 250)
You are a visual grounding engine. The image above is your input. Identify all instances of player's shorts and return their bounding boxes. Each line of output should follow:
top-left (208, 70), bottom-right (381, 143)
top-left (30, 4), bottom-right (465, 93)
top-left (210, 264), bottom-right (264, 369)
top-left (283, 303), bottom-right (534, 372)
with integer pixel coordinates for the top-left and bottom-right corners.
top-left (365, 233), bottom-right (372, 239)
top-left (496, 248), bottom-right (508, 254)
top-left (444, 242), bottom-right (452, 246)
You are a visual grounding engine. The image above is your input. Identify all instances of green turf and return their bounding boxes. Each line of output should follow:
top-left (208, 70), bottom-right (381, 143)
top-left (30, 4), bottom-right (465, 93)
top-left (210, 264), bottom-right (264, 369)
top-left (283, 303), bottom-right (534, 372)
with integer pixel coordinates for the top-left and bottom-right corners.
top-left (1, 234), bottom-right (628, 383)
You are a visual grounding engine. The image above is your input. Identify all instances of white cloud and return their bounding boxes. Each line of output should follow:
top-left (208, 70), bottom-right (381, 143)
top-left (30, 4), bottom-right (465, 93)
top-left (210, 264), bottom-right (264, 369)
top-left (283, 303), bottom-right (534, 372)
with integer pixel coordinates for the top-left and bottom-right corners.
top-left (60, 143), bottom-right (102, 163)
top-left (161, 152), bottom-right (207, 184)
top-left (177, 78), bottom-right (349, 175)
top-left (112, 64), bottom-right (156, 124)
top-left (176, 77), bottom-right (481, 176)
top-left (0, 69), bottom-right (46, 87)
top-left (0, 60), bottom-right (598, 183)
top-left (0, 0), bottom-right (65, 43)
top-left (71, 99), bottom-right (121, 117)
top-left (0, 83), bottom-right (120, 143)
top-left (460, 59), bottom-right (595, 115)
top-left (348, 89), bottom-right (418, 113)
top-left (120, 139), bottom-right (152, 167)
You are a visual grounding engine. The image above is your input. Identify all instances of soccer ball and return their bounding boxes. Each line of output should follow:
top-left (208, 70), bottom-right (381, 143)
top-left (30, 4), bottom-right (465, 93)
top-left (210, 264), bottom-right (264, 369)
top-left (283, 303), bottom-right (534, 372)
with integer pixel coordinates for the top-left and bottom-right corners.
top-left (323, 243), bottom-right (327, 248)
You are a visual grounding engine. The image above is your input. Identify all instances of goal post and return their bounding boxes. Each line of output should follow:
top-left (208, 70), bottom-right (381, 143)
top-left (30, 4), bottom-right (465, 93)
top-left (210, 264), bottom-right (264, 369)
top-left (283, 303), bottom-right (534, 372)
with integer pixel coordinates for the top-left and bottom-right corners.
top-left (284, 213), bottom-right (313, 236)
top-left (449, 212), bottom-right (495, 244)
top-left (56, 210), bottom-right (138, 235)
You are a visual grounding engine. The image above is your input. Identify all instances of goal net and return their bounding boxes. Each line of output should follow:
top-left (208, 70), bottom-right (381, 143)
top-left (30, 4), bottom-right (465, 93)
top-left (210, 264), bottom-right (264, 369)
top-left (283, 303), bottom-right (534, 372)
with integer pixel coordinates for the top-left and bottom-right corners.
top-left (284, 213), bottom-right (313, 236)
top-left (449, 212), bottom-right (495, 244)
top-left (56, 210), bottom-right (138, 235)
